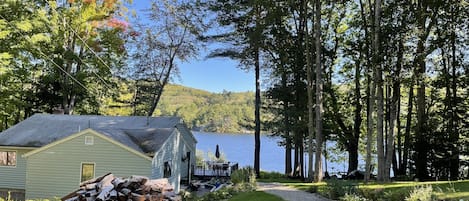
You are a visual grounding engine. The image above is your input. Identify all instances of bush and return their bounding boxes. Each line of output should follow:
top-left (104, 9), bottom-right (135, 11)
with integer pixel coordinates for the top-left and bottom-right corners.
top-left (307, 185), bottom-right (318, 193)
top-left (341, 193), bottom-right (369, 201)
top-left (381, 188), bottom-right (409, 201)
top-left (182, 183), bottom-right (256, 201)
top-left (231, 167), bottom-right (256, 184)
top-left (405, 185), bottom-right (438, 201)
top-left (325, 180), bottom-right (359, 200)
top-left (260, 171), bottom-right (287, 180)
top-left (358, 188), bottom-right (384, 201)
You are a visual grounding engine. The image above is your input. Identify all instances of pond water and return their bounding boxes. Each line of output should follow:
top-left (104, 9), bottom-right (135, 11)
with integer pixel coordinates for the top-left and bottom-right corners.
top-left (194, 131), bottom-right (349, 175)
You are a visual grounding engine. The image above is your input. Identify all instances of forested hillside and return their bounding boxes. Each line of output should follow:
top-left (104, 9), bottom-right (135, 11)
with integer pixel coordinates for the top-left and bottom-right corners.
top-left (100, 81), bottom-right (255, 133)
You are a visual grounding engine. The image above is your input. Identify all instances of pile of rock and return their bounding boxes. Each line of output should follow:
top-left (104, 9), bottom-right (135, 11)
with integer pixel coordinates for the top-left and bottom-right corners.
top-left (61, 173), bottom-right (180, 201)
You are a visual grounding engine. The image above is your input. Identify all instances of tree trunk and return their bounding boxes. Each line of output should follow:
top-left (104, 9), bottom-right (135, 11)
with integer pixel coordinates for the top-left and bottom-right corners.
top-left (304, 0), bottom-right (314, 181)
top-left (449, 11), bottom-right (459, 180)
top-left (351, 55), bottom-right (362, 173)
top-left (285, 133), bottom-right (292, 175)
top-left (282, 71), bottom-right (292, 176)
top-left (386, 62), bottom-right (400, 182)
top-left (313, 0), bottom-right (323, 183)
top-left (373, 0), bottom-right (384, 182)
top-left (360, 0), bottom-right (374, 183)
top-left (396, 41), bottom-right (404, 176)
top-left (402, 83), bottom-right (413, 176)
top-left (147, 60), bottom-right (173, 117)
top-left (254, 47), bottom-right (261, 177)
top-left (415, 11), bottom-right (428, 181)
top-left (300, 138), bottom-right (304, 178)
top-left (294, 136), bottom-right (300, 177)
top-left (253, 3), bottom-right (261, 177)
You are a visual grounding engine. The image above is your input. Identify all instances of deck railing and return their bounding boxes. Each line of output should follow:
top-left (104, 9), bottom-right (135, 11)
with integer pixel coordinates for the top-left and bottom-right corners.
top-left (194, 161), bottom-right (238, 177)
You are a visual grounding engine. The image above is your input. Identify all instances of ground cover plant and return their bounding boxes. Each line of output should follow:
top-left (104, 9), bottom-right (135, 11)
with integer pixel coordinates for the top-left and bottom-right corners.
top-left (228, 191), bottom-right (284, 201)
top-left (279, 178), bottom-right (469, 201)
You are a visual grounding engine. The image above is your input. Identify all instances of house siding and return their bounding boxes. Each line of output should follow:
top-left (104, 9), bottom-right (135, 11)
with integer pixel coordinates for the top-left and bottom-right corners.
top-left (25, 131), bottom-right (152, 199)
top-left (0, 148), bottom-right (32, 190)
top-left (152, 131), bottom-right (182, 192)
top-left (176, 125), bottom-right (196, 181)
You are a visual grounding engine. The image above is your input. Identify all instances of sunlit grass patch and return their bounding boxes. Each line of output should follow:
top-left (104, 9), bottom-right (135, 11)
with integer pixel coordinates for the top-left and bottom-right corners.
top-left (281, 179), bottom-right (469, 200)
top-left (228, 191), bottom-right (285, 201)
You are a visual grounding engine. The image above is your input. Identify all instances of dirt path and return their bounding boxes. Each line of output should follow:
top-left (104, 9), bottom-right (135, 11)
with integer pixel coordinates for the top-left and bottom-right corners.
top-left (257, 182), bottom-right (332, 201)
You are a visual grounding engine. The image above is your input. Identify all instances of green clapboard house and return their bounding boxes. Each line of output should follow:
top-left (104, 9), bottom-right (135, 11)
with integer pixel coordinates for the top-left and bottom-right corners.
top-left (0, 114), bottom-right (197, 200)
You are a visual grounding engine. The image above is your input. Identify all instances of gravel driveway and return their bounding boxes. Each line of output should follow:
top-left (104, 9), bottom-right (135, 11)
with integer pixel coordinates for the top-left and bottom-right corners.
top-left (257, 182), bottom-right (333, 201)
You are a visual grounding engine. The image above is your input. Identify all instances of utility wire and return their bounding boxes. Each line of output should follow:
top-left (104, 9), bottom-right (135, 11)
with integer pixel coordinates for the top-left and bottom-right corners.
top-left (46, 1), bottom-right (115, 73)
top-left (0, 14), bottom-right (88, 91)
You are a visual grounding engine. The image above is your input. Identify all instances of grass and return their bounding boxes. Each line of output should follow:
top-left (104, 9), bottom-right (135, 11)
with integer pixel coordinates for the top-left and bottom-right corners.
top-left (228, 191), bottom-right (285, 201)
top-left (279, 179), bottom-right (469, 200)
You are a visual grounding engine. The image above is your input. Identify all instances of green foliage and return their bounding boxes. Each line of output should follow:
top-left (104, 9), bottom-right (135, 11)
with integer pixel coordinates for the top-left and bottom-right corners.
top-left (259, 171), bottom-right (287, 180)
top-left (228, 191), bottom-right (284, 201)
top-left (182, 183), bottom-right (257, 201)
top-left (341, 193), bottom-right (369, 201)
top-left (405, 185), bottom-right (437, 201)
top-left (230, 167), bottom-right (257, 185)
top-left (195, 149), bottom-right (205, 166)
top-left (324, 180), bottom-right (359, 200)
top-left (307, 185), bottom-right (319, 193)
top-left (101, 82), bottom-right (256, 133)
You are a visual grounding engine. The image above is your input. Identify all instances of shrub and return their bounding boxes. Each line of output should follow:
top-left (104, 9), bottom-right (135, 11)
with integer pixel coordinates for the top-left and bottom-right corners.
top-left (260, 171), bottom-right (287, 180)
top-left (382, 188), bottom-right (409, 201)
top-left (307, 185), bottom-right (318, 193)
top-left (231, 167), bottom-right (256, 184)
top-left (184, 183), bottom-right (256, 201)
top-left (325, 180), bottom-right (359, 200)
top-left (358, 188), bottom-right (384, 201)
top-left (341, 193), bottom-right (369, 201)
top-left (405, 185), bottom-right (438, 201)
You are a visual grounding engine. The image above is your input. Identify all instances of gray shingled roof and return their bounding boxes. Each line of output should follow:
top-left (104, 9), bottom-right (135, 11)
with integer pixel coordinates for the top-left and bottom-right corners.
top-left (0, 114), bottom-right (183, 154)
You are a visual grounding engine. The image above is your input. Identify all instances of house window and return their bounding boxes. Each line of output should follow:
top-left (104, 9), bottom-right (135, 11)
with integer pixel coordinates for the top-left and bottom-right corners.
top-left (81, 163), bottom-right (95, 182)
top-left (0, 151), bottom-right (16, 167)
top-left (85, 136), bottom-right (94, 145)
top-left (164, 161), bottom-right (171, 178)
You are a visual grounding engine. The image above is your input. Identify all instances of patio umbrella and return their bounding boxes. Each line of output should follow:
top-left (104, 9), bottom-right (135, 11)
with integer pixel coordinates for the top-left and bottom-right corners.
top-left (215, 144), bottom-right (220, 159)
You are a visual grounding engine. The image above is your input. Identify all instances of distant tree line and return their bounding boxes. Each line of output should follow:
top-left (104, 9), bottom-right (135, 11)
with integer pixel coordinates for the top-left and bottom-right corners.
top-left (100, 82), bottom-right (255, 133)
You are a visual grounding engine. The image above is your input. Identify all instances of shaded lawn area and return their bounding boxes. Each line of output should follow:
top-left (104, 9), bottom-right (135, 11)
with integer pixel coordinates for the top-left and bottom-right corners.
top-left (228, 191), bottom-right (285, 201)
top-left (279, 179), bottom-right (469, 200)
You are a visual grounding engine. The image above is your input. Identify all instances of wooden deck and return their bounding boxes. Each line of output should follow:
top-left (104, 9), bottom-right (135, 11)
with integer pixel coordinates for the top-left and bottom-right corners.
top-left (194, 161), bottom-right (239, 178)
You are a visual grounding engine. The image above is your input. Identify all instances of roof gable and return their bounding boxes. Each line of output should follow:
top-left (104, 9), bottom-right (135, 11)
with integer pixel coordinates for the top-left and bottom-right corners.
top-left (0, 114), bottom-right (182, 148)
top-left (23, 129), bottom-right (153, 161)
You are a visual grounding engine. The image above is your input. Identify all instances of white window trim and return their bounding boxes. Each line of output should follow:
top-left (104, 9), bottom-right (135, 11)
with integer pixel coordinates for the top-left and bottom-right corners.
top-left (80, 162), bottom-right (96, 183)
top-left (0, 150), bottom-right (17, 168)
top-left (84, 136), bottom-right (94, 145)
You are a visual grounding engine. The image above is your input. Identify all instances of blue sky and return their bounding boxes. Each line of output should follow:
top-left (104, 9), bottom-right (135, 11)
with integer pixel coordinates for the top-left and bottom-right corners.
top-left (127, 1), bottom-right (254, 93)
top-left (176, 58), bottom-right (255, 93)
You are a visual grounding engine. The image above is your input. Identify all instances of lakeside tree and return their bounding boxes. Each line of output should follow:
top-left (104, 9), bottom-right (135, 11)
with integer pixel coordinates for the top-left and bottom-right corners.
top-left (125, 0), bottom-right (208, 117)
top-left (208, 0), bottom-right (267, 177)
top-left (0, 0), bottom-right (127, 122)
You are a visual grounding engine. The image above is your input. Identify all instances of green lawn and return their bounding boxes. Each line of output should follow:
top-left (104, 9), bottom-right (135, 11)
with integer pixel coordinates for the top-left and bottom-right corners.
top-left (279, 179), bottom-right (469, 200)
top-left (229, 191), bottom-right (285, 201)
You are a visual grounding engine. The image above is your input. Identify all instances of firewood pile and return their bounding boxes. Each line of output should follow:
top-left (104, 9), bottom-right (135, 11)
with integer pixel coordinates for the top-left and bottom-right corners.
top-left (61, 173), bottom-right (181, 201)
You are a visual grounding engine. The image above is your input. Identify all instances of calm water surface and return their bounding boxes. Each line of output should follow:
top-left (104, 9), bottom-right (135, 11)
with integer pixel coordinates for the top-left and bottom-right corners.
top-left (193, 132), bottom-right (347, 174)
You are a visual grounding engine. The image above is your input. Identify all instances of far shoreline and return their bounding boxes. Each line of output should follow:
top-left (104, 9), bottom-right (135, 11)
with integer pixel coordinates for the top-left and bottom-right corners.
top-left (191, 130), bottom-right (274, 136)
